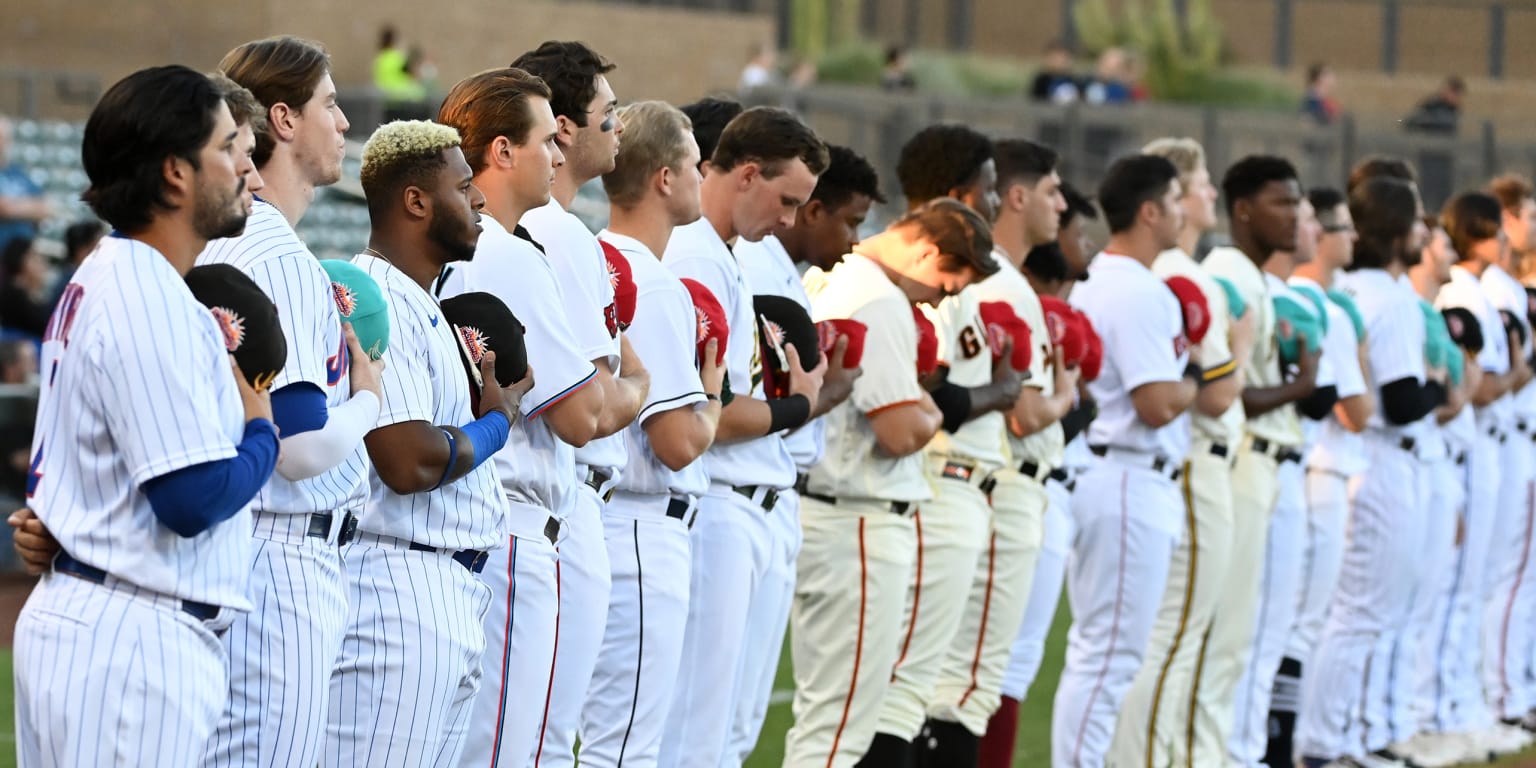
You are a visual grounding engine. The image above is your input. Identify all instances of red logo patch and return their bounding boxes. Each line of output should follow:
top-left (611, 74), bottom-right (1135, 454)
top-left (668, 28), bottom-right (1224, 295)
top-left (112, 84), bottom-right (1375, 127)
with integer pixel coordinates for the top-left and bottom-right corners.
top-left (331, 281), bottom-right (357, 317)
top-left (210, 306), bottom-right (246, 352)
top-left (458, 325), bottom-right (489, 364)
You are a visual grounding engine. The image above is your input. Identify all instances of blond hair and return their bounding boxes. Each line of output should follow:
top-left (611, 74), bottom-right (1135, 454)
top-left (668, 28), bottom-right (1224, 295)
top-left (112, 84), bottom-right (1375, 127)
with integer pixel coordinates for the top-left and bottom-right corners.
top-left (360, 120), bottom-right (461, 210)
top-left (603, 101), bottom-right (693, 208)
top-left (1142, 137), bottom-right (1206, 193)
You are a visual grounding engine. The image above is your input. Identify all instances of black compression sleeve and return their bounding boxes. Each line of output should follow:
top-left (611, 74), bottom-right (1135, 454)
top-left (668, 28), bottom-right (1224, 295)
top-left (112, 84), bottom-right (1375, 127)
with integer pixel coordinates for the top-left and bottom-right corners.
top-left (1060, 400), bottom-right (1096, 444)
top-left (930, 381), bottom-right (972, 433)
top-left (1297, 385), bottom-right (1339, 420)
top-left (1379, 377), bottom-right (1443, 425)
top-left (766, 394), bottom-right (812, 434)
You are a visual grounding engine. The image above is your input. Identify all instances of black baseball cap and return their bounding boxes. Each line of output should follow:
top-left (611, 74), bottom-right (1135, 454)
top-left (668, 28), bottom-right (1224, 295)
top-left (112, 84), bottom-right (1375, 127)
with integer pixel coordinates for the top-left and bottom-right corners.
top-left (184, 264), bottom-right (286, 392)
top-left (754, 294), bottom-right (819, 400)
top-left (440, 292), bottom-right (528, 388)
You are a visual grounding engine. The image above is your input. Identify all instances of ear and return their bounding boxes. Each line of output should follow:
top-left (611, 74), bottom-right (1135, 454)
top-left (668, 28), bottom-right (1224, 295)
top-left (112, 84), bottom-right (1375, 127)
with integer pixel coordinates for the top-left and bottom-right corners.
top-left (267, 102), bottom-right (299, 143)
top-left (402, 184), bottom-right (431, 222)
top-left (1232, 197), bottom-right (1251, 224)
top-left (800, 198), bottom-right (827, 223)
top-left (554, 113), bottom-right (580, 148)
top-left (737, 162), bottom-right (761, 191)
top-left (488, 135), bottom-right (515, 171)
top-left (162, 154), bottom-right (193, 204)
top-left (656, 165), bottom-right (674, 197)
top-left (1005, 182), bottom-right (1028, 213)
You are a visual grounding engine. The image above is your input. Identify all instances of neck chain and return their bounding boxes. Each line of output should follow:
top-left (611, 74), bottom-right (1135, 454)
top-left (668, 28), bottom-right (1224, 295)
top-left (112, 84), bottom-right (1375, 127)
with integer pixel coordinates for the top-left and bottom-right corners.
top-left (362, 246), bottom-right (390, 263)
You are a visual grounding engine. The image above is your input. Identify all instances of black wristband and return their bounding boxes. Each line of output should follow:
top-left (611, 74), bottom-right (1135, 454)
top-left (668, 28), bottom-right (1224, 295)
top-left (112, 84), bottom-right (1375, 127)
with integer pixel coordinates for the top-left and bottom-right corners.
top-left (766, 394), bottom-right (812, 433)
top-left (1184, 361), bottom-right (1204, 383)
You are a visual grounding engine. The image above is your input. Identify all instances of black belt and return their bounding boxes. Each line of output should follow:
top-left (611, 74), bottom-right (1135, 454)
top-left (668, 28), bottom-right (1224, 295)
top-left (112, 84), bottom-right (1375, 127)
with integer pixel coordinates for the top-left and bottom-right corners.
top-left (942, 460), bottom-right (999, 493)
top-left (1456, 451), bottom-right (1468, 465)
top-left (1047, 467), bottom-right (1076, 493)
top-left (794, 475), bottom-right (911, 516)
top-left (307, 511), bottom-right (359, 546)
top-left (53, 550), bottom-right (221, 621)
top-left (1279, 449), bottom-right (1304, 464)
top-left (1398, 436), bottom-right (1418, 453)
top-left (732, 484), bottom-right (780, 512)
top-left (1016, 460), bottom-right (1050, 485)
top-left (1488, 425), bottom-right (1507, 443)
top-left (1089, 444), bottom-right (1183, 481)
top-left (666, 497), bottom-right (695, 528)
top-left (1208, 442), bottom-right (1229, 459)
top-left (584, 467), bottom-right (613, 496)
top-left (1249, 438), bottom-right (1295, 461)
top-left (407, 542), bottom-right (492, 573)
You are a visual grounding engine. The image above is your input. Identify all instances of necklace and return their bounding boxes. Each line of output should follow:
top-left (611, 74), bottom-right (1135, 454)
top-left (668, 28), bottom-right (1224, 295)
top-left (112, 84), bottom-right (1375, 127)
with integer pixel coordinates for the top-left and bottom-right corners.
top-left (362, 246), bottom-right (389, 262)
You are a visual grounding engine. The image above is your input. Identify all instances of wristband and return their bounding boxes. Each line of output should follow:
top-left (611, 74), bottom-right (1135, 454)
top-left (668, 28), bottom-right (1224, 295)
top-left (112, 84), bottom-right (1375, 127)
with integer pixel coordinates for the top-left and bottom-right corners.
top-left (1184, 361), bottom-right (1203, 383)
top-left (460, 410), bottom-right (512, 472)
top-left (766, 394), bottom-right (812, 433)
top-left (430, 428), bottom-right (458, 490)
top-left (705, 392), bottom-right (721, 402)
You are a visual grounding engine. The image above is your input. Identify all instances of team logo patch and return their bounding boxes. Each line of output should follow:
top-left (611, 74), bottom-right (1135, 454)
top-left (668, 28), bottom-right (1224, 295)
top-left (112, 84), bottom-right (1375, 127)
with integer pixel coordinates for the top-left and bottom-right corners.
top-left (331, 281), bottom-right (357, 317)
top-left (817, 322), bottom-right (839, 352)
top-left (986, 322), bottom-right (1009, 357)
top-left (695, 306), bottom-right (711, 343)
top-left (1045, 312), bottom-right (1067, 345)
top-left (762, 318), bottom-right (785, 348)
top-left (210, 306), bottom-right (246, 352)
top-left (1184, 303), bottom-right (1206, 336)
top-left (458, 325), bottom-right (490, 365)
top-left (1174, 334), bottom-right (1190, 357)
top-left (1447, 312), bottom-right (1465, 337)
top-left (607, 260), bottom-right (621, 293)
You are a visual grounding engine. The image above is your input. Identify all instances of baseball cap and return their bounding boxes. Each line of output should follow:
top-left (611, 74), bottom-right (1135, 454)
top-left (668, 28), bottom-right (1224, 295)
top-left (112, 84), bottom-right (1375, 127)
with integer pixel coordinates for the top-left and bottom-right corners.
top-left (1273, 294), bottom-right (1323, 364)
top-left (1212, 275), bottom-right (1247, 319)
top-left (1040, 295), bottom-right (1087, 366)
top-left (1327, 289), bottom-right (1366, 340)
top-left (1526, 286), bottom-right (1536, 331)
top-left (1291, 283), bottom-right (1330, 335)
top-left (979, 301), bottom-right (1032, 371)
top-left (1441, 306), bottom-right (1484, 354)
top-left (1076, 310), bottom-right (1103, 381)
top-left (439, 292), bottom-right (529, 389)
top-left (817, 319), bottom-right (867, 369)
top-left (185, 264), bottom-right (286, 392)
top-left (600, 239), bottom-right (637, 333)
top-left (1164, 276), bottom-right (1212, 346)
top-left (1500, 308), bottom-right (1528, 348)
top-left (755, 295), bottom-right (820, 399)
top-left (319, 259), bottom-right (390, 360)
top-left (912, 304), bottom-right (939, 377)
top-left (680, 278), bottom-right (729, 367)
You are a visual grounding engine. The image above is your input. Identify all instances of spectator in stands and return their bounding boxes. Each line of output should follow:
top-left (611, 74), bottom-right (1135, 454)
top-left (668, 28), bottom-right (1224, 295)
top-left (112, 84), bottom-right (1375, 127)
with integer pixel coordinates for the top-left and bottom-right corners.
top-left (51, 219), bottom-right (103, 305)
top-left (0, 339), bottom-right (37, 505)
top-left (0, 116), bottom-right (51, 256)
top-left (1031, 40), bottom-right (1082, 103)
top-left (882, 45), bottom-right (917, 92)
top-left (0, 338), bottom-right (34, 385)
top-left (0, 236), bottom-right (52, 339)
top-left (1403, 75), bottom-right (1466, 135)
top-left (1302, 62), bottom-right (1341, 125)
top-left (1084, 47), bottom-right (1135, 105)
top-left (738, 42), bottom-right (778, 91)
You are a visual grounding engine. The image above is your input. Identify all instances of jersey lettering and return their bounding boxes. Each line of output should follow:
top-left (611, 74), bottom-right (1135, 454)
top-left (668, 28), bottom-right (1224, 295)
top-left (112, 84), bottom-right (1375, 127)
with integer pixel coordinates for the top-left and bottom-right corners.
top-left (326, 335), bottom-right (349, 387)
top-left (25, 441), bottom-right (42, 498)
top-left (959, 324), bottom-right (984, 359)
top-left (43, 284), bottom-right (85, 347)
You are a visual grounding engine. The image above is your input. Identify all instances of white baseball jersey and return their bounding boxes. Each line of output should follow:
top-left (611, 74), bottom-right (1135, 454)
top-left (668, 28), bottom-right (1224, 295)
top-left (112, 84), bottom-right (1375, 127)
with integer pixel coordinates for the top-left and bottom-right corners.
top-left (352, 252), bottom-right (507, 549)
top-left (1336, 268), bottom-right (1429, 438)
top-left (1295, 278), bottom-right (1369, 476)
top-left (802, 253), bottom-right (932, 502)
top-left (969, 248), bottom-right (1064, 467)
top-left (1073, 252), bottom-right (1191, 460)
top-left (522, 199), bottom-right (627, 478)
top-left (1480, 264), bottom-right (1535, 419)
top-left (1204, 246), bottom-right (1299, 446)
top-left (1439, 265), bottom-right (1511, 431)
top-left (1153, 247), bottom-right (1245, 447)
top-left (435, 214), bottom-right (597, 515)
top-left (737, 234), bottom-right (825, 471)
top-left (1272, 275), bottom-right (1339, 445)
top-left (920, 287), bottom-right (1009, 467)
top-left (198, 199), bottom-right (369, 515)
top-left (29, 235), bottom-right (252, 608)
top-left (601, 230), bottom-right (711, 498)
top-left (665, 216), bottom-right (795, 490)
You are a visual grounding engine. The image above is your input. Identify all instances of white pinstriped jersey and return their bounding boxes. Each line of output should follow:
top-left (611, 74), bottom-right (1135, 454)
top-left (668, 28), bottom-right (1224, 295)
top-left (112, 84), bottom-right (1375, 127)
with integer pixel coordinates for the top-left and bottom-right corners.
top-left (970, 248), bottom-right (1064, 467)
top-left (197, 199), bottom-right (369, 516)
top-left (522, 199), bottom-right (627, 478)
top-left (600, 230), bottom-right (710, 498)
top-left (920, 288), bottom-right (1009, 468)
top-left (666, 217), bottom-right (796, 490)
top-left (435, 214), bottom-right (597, 515)
top-left (736, 234), bottom-right (825, 471)
top-left (352, 252), bottom-right (507, 549)
top-left (28, 236), bottom-right (253, 608)
top-left (1336, 268), bottom-right (1429, 439)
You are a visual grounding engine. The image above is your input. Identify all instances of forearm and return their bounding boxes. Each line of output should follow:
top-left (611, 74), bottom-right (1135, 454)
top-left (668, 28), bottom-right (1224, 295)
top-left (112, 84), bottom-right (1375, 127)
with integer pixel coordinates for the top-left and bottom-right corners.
top-left (1241, 379), bottom-right (1314, 418)
top-left (1009, 387), bottom-right (1073, 438)
top-left (647, 401), bottom-right (724, 469)
top-left (595, 370), bottom-right (649, 438)
top-left (1195, 373), bottom-right (1242, 418)
top-left (276, 391), bottom-right (380, 481)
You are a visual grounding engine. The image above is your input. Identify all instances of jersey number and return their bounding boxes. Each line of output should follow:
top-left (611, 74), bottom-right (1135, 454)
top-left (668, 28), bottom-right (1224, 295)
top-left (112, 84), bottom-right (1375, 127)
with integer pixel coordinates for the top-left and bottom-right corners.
top-left (959, 325), bottom-right (984, 359)
top-left (26, 441), bottom-right (42, 498)
top-left (326, 335), bottom-right (350, 386)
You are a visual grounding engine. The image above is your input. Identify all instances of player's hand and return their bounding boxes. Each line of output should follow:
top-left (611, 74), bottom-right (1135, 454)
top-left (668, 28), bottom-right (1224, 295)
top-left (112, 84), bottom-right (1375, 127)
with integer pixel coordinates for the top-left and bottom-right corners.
top-left (990, 339), bottom-right (1027, 392)
top-left (1292, 334), bottom-right (1320, 387)
top-left (816, 335), bottom-right (862, 414)
top-left (233, 357), bottom-right (274, 425)
top-left (698, 339), bottom-right (726, 401)
top-left (477, 352), bottom-right (534, 421)
top-left (1426, 362), bottom-right (1448, 385)
top-left (9, 508), bottom-right (59, 576)
top-left (1051, 346), bottom-right (1082, 393)
top-left (785, 343), bottom-right (828, 413)
top-left (343, 323), bottom-right (385, 400)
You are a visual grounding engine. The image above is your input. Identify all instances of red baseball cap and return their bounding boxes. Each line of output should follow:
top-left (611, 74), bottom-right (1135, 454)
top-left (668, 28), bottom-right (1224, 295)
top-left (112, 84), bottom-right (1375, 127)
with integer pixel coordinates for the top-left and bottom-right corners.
top-left (1040, 295), bottom-right (1087, 367)
top-left (600, 239), bottom-right (637, 333)
top-left (1165, 275), bottom-right (1211, 345)
top-left (817, 318), bottom-right (867, 369)
top-left (1076, 310), bottom-right (1103, 381)
top-left (979, 301), bottom-right (1032, 371)
top-left (680, 278), bottom-right (728, 366)
top-left (912, 305), bottom-right (939, 377)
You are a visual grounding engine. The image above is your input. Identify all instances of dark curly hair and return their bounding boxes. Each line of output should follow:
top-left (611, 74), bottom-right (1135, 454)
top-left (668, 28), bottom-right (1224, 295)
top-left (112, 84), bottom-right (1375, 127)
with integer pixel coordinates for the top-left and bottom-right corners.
top-left (896, 124), bottom-right (994, 205)
top-left (511, 41), bottom-right (616, 129)
top-left (680, 97), bottom-right (744, 167)
top-left (811, 145), bottom-right (886, 210)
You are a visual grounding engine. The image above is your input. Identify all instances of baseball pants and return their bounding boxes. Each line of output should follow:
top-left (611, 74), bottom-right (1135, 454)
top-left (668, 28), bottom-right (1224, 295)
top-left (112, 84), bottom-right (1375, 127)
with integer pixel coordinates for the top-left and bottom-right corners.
top-left (1187, 440), bottom-right (1280, 767)
top-left (877, 457), bottom-right (995, 741)
top-left (1000, 473), bottom-right (1074, 702)
top-left (1437, 429), bottom-right (1501, 733)
top-left (1051, 456), bottom-right (1182, 768)
top-left (1229, 457), bottom-right (1307, 766)
top-left (579, 491), bottom-right (696, 768)
top-left (531, 482), bottom-right (613, 768)
top-left (1402, 450), bottom-right (1466, 739)
top-left (204, 512), bottom-right (350, 768)
top-left (324, 535), bottom-right (494, 768)
top-left (458, 503), bottom-right (560, 768)
top-left (658, 485), bottom-right (775, 768)
top-left (929, 466), bottom-right (1048, 734)
top-left (1109, 441), bottom-right (1234, 768)
top-left (1286, 468), bottom-right (1352, 667)
top-left (783, 496), bottom-right (916, 768)
top-left (1295, 433), bottom-right (1431, 762)
top-left (728, 488), bottom-right (803, 766)
top-left (1483, 428), bottom-right (1535, 721)
top-left (16, 572), bottom-right (231, 768)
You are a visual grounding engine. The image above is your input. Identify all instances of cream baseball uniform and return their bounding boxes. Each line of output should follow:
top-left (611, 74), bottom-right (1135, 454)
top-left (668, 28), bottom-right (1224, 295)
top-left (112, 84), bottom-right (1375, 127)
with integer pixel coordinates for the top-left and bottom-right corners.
top-left (1111, 246), bottom-right (1245, 768)
top-left (785, 253), bottom-right (930, 768)
top-left (1052, 252), bottom-right (1190, 768)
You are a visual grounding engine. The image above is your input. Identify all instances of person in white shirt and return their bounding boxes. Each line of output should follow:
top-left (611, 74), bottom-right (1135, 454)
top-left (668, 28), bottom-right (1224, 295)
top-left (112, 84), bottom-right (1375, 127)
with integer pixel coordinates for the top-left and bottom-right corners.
top-left (1050, 154), bottom-right (1199, 768)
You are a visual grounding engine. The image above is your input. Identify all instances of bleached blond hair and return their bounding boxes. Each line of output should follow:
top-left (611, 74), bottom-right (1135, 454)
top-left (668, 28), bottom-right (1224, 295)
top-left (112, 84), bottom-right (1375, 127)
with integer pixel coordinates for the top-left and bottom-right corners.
top-left (1141, 137), bottom-right (1206, 193)
top-left (361, 120), bottom-right (461, 211)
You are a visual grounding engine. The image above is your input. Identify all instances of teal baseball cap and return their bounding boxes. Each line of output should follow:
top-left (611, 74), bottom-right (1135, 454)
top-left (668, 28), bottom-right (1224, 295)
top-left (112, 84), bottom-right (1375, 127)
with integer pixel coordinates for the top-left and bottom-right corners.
top-left (1326, 289), bottom-right (1366, 340)
top-left (1272, 294), bottom-right (1322, 364)
top-left (320, 259), bottom-right (390, 360)
top-left (1212, 275), bottom-right (1246, 320)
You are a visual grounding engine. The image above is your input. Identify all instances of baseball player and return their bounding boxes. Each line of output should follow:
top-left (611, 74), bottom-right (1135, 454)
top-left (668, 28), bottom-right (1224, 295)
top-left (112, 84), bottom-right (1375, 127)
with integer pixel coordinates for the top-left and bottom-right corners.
top-left (731, 143), bottom-right (882, 764)
top-left (1192, 155), bottom-right (1317, 766)
top-left (659, 106), bottom-right (829, 768)
top-left (863, 125), bottom-right (1026, 765)
top-left (923, 138), bottom-right (1077, 765)
top-left (196, 38), bottom-right (389, 768)
top-left (15, 65), bottom-right (275, 767)
top-left (431, 69), bottom-right (612, 768)
top-left (1296, 175), bottom-right (1446, 768)
top-left (1051, 154), bottom-right (1197, 768)
top-left (1111, 137), bottom-right (1255, 768)
top-left (326, 120), bottom-right (525, 767)
top-left (580, 100), bottom-right (725, 768)
top-left (787, 198), bottom-right (992, 767)
top-left (512, 44), bottom-right (653, 766)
